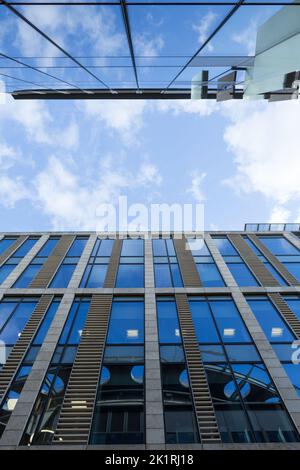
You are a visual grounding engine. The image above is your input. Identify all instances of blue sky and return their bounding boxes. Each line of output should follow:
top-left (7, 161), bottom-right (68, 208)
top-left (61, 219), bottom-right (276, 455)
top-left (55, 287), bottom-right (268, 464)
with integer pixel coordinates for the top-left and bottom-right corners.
top-left (0, 2), bottom-right (300, 232)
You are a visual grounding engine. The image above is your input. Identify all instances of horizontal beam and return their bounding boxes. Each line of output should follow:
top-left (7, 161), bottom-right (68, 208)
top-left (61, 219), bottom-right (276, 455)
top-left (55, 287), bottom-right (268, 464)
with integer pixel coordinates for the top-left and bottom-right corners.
top-left (12, 87), bottom-right (244, 99)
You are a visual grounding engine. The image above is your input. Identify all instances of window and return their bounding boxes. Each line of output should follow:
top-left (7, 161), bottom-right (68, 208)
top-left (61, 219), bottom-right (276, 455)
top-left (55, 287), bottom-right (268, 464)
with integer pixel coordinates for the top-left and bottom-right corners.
top-left (243, 236), bottom-right (287, 286)
top-left (284, 297), bottom-right (300, 322)
top-left (0, 298), bottom-right (61, 437)
top-left (107, 298), bottom-right (144, 345)
top-left (247, 296), bottom-right (300, 399)
top-left (153, 238), bottom-right (183, 287)
top-left (213, 237), bottom-right (259, 286)
top-left (188, 238), bottom-right (224, 287)
top-left (0, 237), bottom-right (39, 286)
top-left (157, 298), bottom-right (181, 344)
top-left (188, 296), bottom-right (299, 443)
top-left (116, 239), bottom-right (144, 288)
top-left (259, 236), bottom-right (300, 282)
top-left (80, 238), bottom-right (113, 288)
top-left (0, 237), bottom-right (17, 256)
top-left (21, 297), bottom-right (90, 446)
top-left (14, 265), bottom-right (43, 289)
top-left (49, 237), bottom-right (88, 288)
top-left (0, 297), bottom-right (38, 346)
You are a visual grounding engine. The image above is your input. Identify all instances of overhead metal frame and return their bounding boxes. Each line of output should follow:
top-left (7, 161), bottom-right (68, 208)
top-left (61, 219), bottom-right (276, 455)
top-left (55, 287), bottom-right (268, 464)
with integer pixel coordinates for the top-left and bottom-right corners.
top-left (0, 0), bottom-right (299, 99)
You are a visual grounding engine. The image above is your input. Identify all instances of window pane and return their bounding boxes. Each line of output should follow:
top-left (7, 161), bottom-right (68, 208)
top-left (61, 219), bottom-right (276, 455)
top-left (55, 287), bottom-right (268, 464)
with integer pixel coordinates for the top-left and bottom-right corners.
top-left (0, 238), bottom-right (16, 255)
top-left (196, 263), bottom-right (225, 287)
top-left (187, 238), bottom-right (210, 256)
top-left (154, 264), bottom-right (172, 287)
top-left (189, 300), bottom-right (219, 343)
top-left (157, 300), bottom-right (181, 344)
top-left (283, 364), bottom-right (300, 397)
top-left (14, 264), bottom-right (42, 288)
top-left (166, 239), bottom-right (176, 257)
top-left (210, 300), bottom-right (252, 343)
top-left (284, 298), bottom-right (300, 321)
top-left (225, 345), bottom-right (260, 362)
top-left (152, 239), bottom-right (167, 256)
top-left (68, 301), bottom-right (90, 344)
top-left (33, 301), bottom-right (60, 345)
top-left (116, 265), bottom-right (144, 288)
top-left (282, 262), bottom-right (300, 282)
top-left (160, 345), bottom-right (185, 363)
top-left (104, 346), bottom-right (144, 363)
top-left (97, 239), bottom-right (114, 257)
top-left (199, 345), bottom-right (226, 363)
top-left (121, 239), bottom-right (144, 257)
top-left (170, 264), bottom-right (183, 287)
top-left (264, 263), bottom-right (287, 286)
top-left (247, 404), bottom-right (299, 443)
top-left (0, 301), bottom-right (18, 331)
top-left (165, 408), bottom-right (198, 444)
top-left (0, 264), bottom-right (16, 285)
top-left (227, 263), bottom-right (259, 287)
top-left (213, 237), bottom-right (238, 256)
top-left (85, 264), bottom-right (107, 288)
top-left (67, 238), bottom-right (88, 257)
top-left (37, 238), bottom-right (59, 257)
top-left (13, 238), bottom-right (38, 257)
top-left (0, 301), bottom-right (37, 344)
top-left (107, 301), bottom-right (144, 344)
top-left (247, 299), bottom-right (295, 343)
top-left (50, 264), bottom-right (76, 288)
top-left (259, 236), bottom-right (299, 255)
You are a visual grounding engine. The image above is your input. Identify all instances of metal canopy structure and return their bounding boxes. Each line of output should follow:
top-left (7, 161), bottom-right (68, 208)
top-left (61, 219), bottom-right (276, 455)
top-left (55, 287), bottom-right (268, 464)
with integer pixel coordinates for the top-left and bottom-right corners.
top-left (0, 0), bottom-right (299, 99)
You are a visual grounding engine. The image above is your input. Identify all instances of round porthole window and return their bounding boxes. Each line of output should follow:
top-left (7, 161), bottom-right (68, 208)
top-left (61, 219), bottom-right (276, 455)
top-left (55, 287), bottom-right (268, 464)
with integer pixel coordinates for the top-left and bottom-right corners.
top-left (179, 369), bottom-right (189, 388)
top-left (100, 366), bottom-right (110, 385)
top-left (131, 365), bottom-right (144, 384)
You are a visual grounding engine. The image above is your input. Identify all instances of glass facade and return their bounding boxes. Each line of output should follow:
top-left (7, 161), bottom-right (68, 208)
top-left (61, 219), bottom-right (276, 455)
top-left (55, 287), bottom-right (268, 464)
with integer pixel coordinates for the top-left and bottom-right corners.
top-left (188, 238), bottom-right (224, 287)
top-left (116, 239), bottom-right (144, 288)
top-left (213, 237), bottom-right (259, 286)
top-left (153, 238), bottom-right (183, 287)
top-left (259, 236), bottom-right (300, 282)
top-left (0, 232), bottom-right (299, 448)
top-left (49, 237), bottom-right (88, 288)
top-left (0, 238), bottom-right (39, 286)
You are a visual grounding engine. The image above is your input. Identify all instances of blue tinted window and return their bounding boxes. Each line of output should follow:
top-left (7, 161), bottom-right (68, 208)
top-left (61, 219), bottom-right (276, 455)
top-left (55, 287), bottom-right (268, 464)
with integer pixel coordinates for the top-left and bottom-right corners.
top-left (84, 264), bottom-right (107, 288)
top-left (121, 239), bottom-right (144, 257)
top-left (157, 300), bottom-right (181, 343)
top-left (243, 237), bottom-right (261, 255)
top-left (33, 300), bottom-right (60, 345)
top-left (188, 238), bottom-right (210, 256)
top-left (13, 238), bottom-right (38, 257)
top-left (97, 239), bottom-right (114, 257)
top-left (107, 301), bottom-right (144, 344)
top-left (259, 236), bottom-right (299, 255)
top-left (37, 238), bottom-right (59, 257)
top-left (213, 237), bottom-right (238, 256)
top-left (264, 263), bottom-right (287, 286)
top-left (153, 239), bottom-right (167, 256)
top-left (0, 264), bottom-right (16, 285)
top-left (0, 301), bottom-right (18, 330)
top-left (189, 301), bottom-right (219, 343)
top-left (227, 263), bottom-right (259, 287)
top-left (170, 264), bottom-right (183, 287)
top-left (247, 299), bottom-right (295, 343)
top-left (284, 298), bottom-right (300, 321)
top-left (0, 301), bottom-right (37, 344)
top-left (225, 345), bottom-right (260, 362)
top-left (196, 263), bottom-right (224, 287)
top-left (209, 300), bottom-right (252, 343)
top-left (67, 237), bottom-right (88, 257)
top-left (283, 364), bottom-right (300, 397)
top-left (282, 262), bottom-right (300, 282)
top-left (50, 264), bottom-right (76, 288)
top-left (116, 265), bottom-right (144, 288)
top-left (59, 300), bottom-right (90, 345)
top-left (0, 238), bottom-right (16, 255)
top-left (154, 264), bottom-right (172, 287)
top-left (14, 264), bottom-right (42, 288)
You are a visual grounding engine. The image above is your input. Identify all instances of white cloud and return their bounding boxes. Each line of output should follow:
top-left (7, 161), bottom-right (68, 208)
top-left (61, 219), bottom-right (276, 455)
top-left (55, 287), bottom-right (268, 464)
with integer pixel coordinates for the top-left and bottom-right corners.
top-left (232, 20), bottom-right (258, 56)
top-left (222, 101), bottom-right (300, 206)
top-left (79, 100), bottom-right (148, 143)
top-left (269, 205), bottom-right (291, 224)
top-left (187, 171), bottom-right (207, 203)
top-left (33, 154), bottom-right (163, 230)
top-left (193, 11), bottom-right (218, 52)
top-left (135, 34), bottom-right (164, 57)
top-left (0, 175), bottom-right (30, 208)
